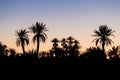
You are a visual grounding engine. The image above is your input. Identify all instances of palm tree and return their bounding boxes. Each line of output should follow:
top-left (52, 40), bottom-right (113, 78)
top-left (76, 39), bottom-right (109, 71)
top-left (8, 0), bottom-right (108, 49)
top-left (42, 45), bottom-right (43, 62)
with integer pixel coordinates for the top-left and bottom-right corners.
top-left (9, 48), bottom-right (16, 55)
top-left (73, 40), bottom-right (80, 56)
top-left (67, 36), bottom-right (74, 48)
top-left (67, 36), bottom-right (74, 56)
top-left (15, 29), bottom-right (29, 54)
top-left (108, 46), bottom-right (120, 60)
top-left (73, 40), bottom-right (80, 49)
top-left (51, 38), bottom-right (59, 57)
top-left (29, 22), bottom-right (48, 55)
top-left (61, 38), bottom-right (67, 49)
top-left (92, 25), bottom-right (115, 52)
top-left (9, 48), bottom-right (16, 58)
top-left (61, 38), bottom-right (68, 56)
top-left (51, 38), bottom-right (59, 49)
top-left (0, 42), bottom-right (8, 56)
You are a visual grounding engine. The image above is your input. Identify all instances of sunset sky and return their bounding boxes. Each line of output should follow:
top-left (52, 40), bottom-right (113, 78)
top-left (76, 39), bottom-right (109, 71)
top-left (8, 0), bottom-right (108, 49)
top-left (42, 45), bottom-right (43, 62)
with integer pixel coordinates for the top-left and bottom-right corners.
top-left (0, 0), bottom-right (120, 53)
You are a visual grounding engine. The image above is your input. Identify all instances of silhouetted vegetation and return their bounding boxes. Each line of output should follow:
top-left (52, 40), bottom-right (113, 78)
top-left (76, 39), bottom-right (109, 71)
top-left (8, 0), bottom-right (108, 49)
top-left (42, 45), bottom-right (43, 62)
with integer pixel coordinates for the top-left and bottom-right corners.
top-left (29, 22), bottom-right (48, 56)
top-left (92, 25), bottom-right (115, 52)
top-left (15, 29), bottom-right (29, 54)
top-left (0, 22), bottom-right (120, 64)
top-left (81, 47), bottom-right (106, 64)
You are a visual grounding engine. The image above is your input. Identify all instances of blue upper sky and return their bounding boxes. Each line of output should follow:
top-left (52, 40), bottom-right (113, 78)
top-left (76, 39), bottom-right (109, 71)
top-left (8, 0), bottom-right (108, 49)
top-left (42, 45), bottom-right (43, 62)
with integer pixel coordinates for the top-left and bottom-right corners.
top-left (1, 0), bottom-right (120, 19)
top-left (0, 0), bottom-right (120, 52)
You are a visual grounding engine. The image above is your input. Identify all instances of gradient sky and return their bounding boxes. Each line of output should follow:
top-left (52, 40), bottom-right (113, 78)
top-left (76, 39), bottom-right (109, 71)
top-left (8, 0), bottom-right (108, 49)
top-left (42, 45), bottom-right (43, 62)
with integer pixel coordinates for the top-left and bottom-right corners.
top-left (1, 0), bottom-right (120, 53)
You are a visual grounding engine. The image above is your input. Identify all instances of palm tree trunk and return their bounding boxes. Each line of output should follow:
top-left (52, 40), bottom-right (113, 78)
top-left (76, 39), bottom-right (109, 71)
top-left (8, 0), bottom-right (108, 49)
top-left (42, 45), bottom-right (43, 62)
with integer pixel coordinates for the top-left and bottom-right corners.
top-left (102, 41), bottom-right (105, 53)
top-left (37, 37), bottom-right (39, 56)
top-left (21, 42), bottom-right (25, 54)
top-left (102, 41), bottom-right (106, 62)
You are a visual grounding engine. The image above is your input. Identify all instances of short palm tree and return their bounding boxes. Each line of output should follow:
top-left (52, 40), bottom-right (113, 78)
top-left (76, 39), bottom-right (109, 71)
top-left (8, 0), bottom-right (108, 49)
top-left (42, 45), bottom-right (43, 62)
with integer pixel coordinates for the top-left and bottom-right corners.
top-left (92, 25), bottom-right (115, 52)
top-left (67, 36), bottom-right (74, 48)
top-left (29, 22), bottom-right (48, 55)
top-left (9, 48), bottom-right (16, 57)
top-left (51, 38), bottom-right (59, 49)
top-left (51, 38), bottom-right (59, 57)
top-left (15, 29), bottom-right (29, 54)
top-left (108, 46), bottom-right (120, 60)
top-left (0, 42), bottom-right (8, 56)
top-left (61, 38), bottom-right (67, 50)
top-left (73, 40), bottom-right (80, 51)
top-left (73, 40), bottom-right (80, 56)
top-left (66, 36), bottom-right (75, 56)
top-left (61, 38), bottom-right (68, 56)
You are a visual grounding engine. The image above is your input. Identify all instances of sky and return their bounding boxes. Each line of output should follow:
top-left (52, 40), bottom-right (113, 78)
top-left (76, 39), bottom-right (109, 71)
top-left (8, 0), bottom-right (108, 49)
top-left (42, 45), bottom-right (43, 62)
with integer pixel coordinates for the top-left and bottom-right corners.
top-left (0, 0), bottom-right (120, 53)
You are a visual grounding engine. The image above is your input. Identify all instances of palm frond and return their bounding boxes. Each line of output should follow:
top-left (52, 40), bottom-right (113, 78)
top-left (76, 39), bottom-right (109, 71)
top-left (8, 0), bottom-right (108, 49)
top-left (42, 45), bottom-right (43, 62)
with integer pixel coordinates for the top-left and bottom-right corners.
top-left (92, 38), bottom-right (98, 43)
top-left (25, 39), bottom-right (29, 45)
top-left (106, 38), bottom-right (114, 46)
top-left (95, 38), bottom-right (100, 46)
top-left (29, 25), bottom-right (37, 34)
top-left (40, 35), bottom-right (46, 43)
top-left (32, 35), bottom-right (37, 44)
top-left (93, 30), bottom-right (101, 36)
top-left (51, 38), bottom-right (59, 42)
top-left (16, 39), bottom-right (21, 47)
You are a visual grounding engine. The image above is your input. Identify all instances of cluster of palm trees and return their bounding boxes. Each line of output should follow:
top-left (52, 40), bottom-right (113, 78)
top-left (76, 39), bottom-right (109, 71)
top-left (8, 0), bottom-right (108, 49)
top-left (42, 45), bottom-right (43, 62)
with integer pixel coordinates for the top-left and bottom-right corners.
top-left (50, 36), bottom-right (80, 57)
top-left (0, 22), bottom-right (120, 64)
top-left (15, 22), bottom-right (118, 59)
top-left (15, 22), bottom-right (48, 56)
top-left (92, 25), bottom-right (120, 60)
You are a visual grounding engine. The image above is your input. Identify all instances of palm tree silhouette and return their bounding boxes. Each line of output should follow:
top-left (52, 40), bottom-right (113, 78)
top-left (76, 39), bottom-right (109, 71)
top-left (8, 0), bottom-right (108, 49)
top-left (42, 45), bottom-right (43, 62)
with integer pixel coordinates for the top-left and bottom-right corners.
top-left (73, 40), bottom-right (80, 56)
top-left (61, 38), bottom-right (67, 49)
top-left (67, 36), bottom-right (74, 56)
top-left (9, 48), bottom-right (16, 56)
top-left (92, 25), bottom-right (115, 52)
top-left (51, 38), bottom-right (59, 49)
top-left (108, 46), bottom-right (120, 60)
top-left (0, 42), bottom-right (8, 56)
top-left (15, 29), bottom-right (29, 54)
top-left (67, 36), bottom-right (74, 48)
top-left (29, 22), bottom-right (48, 56)
top-left (51, 38), bottom-right (59, 57)
top-left (61, 38), bottom-right (68, 56)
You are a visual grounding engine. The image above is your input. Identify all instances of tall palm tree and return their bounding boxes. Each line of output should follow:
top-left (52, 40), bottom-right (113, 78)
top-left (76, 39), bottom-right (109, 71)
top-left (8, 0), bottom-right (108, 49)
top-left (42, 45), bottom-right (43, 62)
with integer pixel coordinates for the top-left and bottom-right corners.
top-left (29, 22), bottom-right (48, 55)
top-left (92, 25), bottom-right (115, 52)
top-left (15, 29), bottom-right (29, 54)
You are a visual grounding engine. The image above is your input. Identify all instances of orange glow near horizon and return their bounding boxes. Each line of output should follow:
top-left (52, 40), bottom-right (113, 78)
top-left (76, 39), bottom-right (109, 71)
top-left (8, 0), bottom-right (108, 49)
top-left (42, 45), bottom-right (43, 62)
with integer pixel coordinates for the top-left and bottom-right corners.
top-left (5, 33), bottom-right (119, 53)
